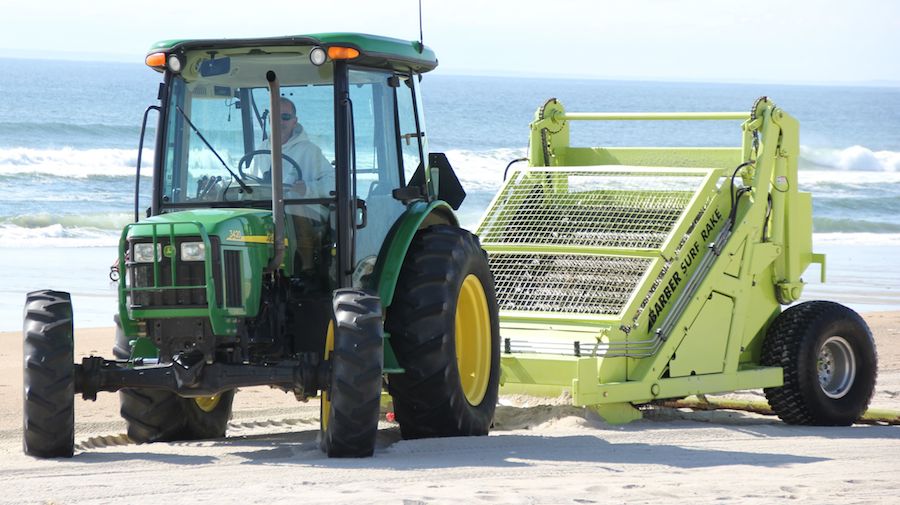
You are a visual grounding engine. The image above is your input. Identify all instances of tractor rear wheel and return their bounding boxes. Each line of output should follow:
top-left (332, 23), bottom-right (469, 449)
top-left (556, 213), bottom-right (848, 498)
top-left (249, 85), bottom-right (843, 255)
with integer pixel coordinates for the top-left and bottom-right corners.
top-left (386, 225), bottom-right (500, 439)
top-left (115, 316), bottom-right (234, 443)
top-left (23, 290), bottom-right (75, 458)
top-left (320, 289), bottom-right (384, 457)
top-left (762, 301), bottom-right (877, 426)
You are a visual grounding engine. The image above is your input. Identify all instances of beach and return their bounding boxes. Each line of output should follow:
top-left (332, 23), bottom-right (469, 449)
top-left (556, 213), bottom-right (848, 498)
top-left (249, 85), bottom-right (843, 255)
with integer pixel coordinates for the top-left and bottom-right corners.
top-left (0, 225), bottom-right (897, 504)
top-left (1, 58), bottom-right (899, 503)
top-left (0, 310), bottom-right (897, 504)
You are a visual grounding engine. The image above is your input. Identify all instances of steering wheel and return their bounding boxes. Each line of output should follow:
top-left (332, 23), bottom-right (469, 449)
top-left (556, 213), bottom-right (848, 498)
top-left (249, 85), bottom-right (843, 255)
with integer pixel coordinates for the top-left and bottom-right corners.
top-left (237, 150), bottom-right (303, 183)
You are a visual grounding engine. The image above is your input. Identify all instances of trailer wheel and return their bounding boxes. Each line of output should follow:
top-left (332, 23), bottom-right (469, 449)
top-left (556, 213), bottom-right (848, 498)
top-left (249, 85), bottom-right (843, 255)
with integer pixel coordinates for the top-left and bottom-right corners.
top-left (386, 225), bottom-right (500, 439)
top-left (320, 290), bottom-right (384, 457)
top-left (762, 301), bottom-right (877, 426)
top-left (114, 317), bottom-right (234, 443)
top-left (23, 290), bottom-right (75, 458)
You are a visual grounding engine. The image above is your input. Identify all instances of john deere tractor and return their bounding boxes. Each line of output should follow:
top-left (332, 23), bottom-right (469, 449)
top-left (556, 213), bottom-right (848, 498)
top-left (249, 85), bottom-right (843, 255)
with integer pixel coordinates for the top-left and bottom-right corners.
top-left (23, 33), bottom-right (501, 458)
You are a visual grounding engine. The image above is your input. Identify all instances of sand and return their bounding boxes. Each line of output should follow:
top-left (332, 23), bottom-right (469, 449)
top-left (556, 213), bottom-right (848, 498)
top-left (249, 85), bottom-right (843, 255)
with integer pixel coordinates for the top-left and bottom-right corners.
top-left (1, 313), bottom-right (898, 504)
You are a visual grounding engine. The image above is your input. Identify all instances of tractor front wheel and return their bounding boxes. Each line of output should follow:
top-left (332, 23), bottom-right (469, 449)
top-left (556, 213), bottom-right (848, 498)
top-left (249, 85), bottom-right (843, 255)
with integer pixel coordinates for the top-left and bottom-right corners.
top-left (386, 225), bottom-right (500, 439)
top-left (320, 289), bottom-right (384, 457)
top-left (762, 301), bottom-right (877, 426)
top-left (23, 290), bottom-right (75, 458)
top-left (114, 317), bottom-right (234, 443)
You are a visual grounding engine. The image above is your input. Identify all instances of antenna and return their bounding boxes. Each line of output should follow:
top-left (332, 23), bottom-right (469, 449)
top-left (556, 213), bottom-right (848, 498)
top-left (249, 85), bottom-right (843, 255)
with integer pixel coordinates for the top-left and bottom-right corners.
top-left (417, 0), bottom-right (424, 53)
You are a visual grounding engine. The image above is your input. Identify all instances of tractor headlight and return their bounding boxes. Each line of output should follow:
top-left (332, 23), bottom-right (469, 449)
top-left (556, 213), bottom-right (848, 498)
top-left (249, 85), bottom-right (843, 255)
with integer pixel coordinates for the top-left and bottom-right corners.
top-left (180, 241), bottom-right (206, 262)
top-left (133, 243), bottom-right (162, 263)
top-left (167, 53), bottom-right (184, 73)
top-left (309, 46), bottom-right (327, 66)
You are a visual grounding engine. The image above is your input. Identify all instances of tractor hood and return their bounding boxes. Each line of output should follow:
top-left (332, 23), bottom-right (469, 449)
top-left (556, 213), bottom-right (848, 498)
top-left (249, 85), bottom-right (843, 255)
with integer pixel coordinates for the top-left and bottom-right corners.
top-left (118, 208), bottom-right (277, 335)
top-left (125, 209), bottom-right (274, 246)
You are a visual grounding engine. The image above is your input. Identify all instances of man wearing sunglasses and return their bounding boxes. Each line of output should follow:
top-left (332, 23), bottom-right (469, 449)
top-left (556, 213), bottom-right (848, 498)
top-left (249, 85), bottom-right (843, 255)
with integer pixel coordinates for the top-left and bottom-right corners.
top-left (264, 96), bottom-right (333, 199)
top-left (256, 96), bottom-right (334, 278)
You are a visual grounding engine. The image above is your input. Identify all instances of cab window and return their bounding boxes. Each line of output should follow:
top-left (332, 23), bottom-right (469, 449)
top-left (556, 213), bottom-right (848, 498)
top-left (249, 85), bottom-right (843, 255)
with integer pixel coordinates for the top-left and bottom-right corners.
top-left (397, 76), bottom-right (423, 185)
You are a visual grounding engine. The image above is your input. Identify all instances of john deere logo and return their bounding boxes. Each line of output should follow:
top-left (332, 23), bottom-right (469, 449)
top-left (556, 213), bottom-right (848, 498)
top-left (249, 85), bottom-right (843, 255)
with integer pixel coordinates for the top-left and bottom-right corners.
top-left (163, 244), bottom-right (175, 258)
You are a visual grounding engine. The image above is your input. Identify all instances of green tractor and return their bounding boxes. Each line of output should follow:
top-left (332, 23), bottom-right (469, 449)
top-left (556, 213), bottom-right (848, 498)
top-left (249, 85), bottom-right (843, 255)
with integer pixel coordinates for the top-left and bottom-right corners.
top-left (23, 33), bottom-right (501, 458)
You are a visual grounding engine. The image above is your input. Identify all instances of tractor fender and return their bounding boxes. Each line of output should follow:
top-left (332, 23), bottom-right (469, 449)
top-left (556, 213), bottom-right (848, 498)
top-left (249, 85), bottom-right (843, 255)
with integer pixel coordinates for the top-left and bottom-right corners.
top-left (373, 200), bottom-right (458, 308)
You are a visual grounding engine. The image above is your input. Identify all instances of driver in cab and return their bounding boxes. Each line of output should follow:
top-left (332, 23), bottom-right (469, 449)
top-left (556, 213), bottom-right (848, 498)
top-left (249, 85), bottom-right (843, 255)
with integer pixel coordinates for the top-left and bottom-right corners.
top-left (255, 96), bottom-right (333, 199)
top-left (254, 96), bottom-right (334, 277)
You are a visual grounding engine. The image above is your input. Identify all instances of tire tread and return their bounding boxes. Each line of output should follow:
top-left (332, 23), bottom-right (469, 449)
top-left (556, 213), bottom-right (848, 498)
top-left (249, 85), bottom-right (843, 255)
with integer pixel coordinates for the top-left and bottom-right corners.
top-left (321, 290), bottom-right (384, 458)
top-left (385, 225), bottom-right (500, 440)
top-left (762, 301), bottom-right (877, 426)
top-left (23, 290), bottom-right (75, 458)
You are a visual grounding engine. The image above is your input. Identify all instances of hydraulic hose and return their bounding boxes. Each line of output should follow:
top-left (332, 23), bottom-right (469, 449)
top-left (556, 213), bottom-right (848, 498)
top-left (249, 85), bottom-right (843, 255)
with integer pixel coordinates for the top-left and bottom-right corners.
top-left (659, 396), bottom-right (900, 426)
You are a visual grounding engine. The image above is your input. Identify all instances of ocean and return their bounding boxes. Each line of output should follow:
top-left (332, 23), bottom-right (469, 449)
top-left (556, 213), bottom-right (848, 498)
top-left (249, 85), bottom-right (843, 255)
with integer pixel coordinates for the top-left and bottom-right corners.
top-left (1, 57), bottom-right (898, 329)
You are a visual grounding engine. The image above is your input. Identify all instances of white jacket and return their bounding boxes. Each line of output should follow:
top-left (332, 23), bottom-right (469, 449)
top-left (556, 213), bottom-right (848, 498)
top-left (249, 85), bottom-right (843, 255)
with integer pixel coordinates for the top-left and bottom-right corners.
top-left (253, 126), bottom-right (334, 199)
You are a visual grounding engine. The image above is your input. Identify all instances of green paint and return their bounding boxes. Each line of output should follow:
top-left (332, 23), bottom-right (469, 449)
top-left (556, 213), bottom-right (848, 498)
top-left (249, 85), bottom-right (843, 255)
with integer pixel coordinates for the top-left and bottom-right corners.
top-left (372, 200), bottom-right (458, 308)
top-left (130, 337), bottom-right (159, 361)
top-left (148, 33), bottom-right (437, 74)
top-left (382, 332), bottom-right (403, 373)
top-left (118, 209), bottom-right (273, 336)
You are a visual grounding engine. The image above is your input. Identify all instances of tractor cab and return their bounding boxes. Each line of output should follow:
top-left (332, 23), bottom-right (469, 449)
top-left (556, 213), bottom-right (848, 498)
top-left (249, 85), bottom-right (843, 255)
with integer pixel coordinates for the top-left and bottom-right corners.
top-left (144, 34), bottom-right (437, 288)
top-left (117, 34), bottom-right (461, 362)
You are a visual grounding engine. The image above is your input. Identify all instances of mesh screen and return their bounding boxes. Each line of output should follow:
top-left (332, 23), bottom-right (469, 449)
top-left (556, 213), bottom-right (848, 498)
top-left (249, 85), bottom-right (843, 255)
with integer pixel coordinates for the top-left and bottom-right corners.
top-left (489, 253), bottom-right (653, 316)
top-left (479, 169), bottom-right (707, 250)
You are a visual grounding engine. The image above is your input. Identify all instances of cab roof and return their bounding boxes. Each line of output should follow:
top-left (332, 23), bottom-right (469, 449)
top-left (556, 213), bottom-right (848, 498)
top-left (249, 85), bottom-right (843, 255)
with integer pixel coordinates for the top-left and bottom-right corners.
top-left (148, 32), bottom-right (438, 74)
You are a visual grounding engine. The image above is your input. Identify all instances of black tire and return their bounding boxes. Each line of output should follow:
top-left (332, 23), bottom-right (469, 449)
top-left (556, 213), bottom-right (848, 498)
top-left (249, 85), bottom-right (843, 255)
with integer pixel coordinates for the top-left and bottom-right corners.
top-left (115, 316), bottom-right (234, 443)
top-left (23, 290), bottom-right (75, 458)
top-left (761, 301), bottom-right (877, 426)
top-left (320, 289), bottom-right (384, 457)
top-left (385, 225), bottom-right (500, 439)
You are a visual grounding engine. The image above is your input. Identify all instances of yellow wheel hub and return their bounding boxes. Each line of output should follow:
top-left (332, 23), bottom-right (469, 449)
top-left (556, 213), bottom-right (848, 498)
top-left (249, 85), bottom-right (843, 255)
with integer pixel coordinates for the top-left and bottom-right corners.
top-left (320, 320), bottom-right (335, 431)
top-left (194, 395), bottom-right (221, 413)
top-left (455, 274), bottom-right (491, 406)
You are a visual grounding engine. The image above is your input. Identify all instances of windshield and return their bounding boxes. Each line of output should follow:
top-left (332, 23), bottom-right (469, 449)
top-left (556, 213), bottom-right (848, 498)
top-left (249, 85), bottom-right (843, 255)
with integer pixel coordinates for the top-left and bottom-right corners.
top-left (161, 51), bottom-right (335, 206)
top-left (155, 48), bottom-right (428, 287)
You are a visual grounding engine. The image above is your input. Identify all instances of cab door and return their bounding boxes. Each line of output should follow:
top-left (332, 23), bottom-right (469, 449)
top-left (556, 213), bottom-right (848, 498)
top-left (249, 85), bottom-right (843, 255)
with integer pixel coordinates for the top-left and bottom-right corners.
top-left (348, 69), bottom-right (423, 287)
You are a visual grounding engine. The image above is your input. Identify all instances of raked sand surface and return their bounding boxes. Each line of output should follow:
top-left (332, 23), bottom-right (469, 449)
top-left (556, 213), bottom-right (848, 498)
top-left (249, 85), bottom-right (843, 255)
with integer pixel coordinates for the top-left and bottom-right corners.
top-left (0, 313), bottom-right (898, 504)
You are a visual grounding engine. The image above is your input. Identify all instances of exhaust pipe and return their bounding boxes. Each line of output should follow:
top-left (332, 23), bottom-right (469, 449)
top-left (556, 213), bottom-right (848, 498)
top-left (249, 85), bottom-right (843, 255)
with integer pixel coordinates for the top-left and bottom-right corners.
top-left (265, 70), bottom-right (286, 272)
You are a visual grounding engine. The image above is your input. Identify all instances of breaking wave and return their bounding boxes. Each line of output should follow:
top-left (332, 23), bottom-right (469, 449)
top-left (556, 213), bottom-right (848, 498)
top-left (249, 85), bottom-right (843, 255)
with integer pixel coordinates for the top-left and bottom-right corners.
top-left (1, 146), bottom-right (898, 248)
top-left (0, 212), bottom-right (131, 247)
top-left (0, 146), bottom-right (153, 178)
top-left (800, 145), bottom-right (900, 172)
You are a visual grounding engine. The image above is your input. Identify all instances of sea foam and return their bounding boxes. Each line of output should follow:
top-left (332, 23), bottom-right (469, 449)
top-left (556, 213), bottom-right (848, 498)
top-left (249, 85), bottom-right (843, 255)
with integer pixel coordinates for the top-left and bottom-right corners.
top-left (2, 144), bottom-right (898, 181)
top-left (0, 223), bottom-right (120, 247)
top-left (0, 146), bottom-right (152, 178)
top-left (801, 145), bottom-right (900, 172)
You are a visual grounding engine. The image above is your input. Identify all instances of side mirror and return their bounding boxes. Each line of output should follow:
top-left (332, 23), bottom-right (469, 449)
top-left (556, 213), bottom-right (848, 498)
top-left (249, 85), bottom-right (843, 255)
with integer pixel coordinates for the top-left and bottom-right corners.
top-left (396, 153), bottom-right (466, 210)
top-left (427, 152), bottom-right (466, 210)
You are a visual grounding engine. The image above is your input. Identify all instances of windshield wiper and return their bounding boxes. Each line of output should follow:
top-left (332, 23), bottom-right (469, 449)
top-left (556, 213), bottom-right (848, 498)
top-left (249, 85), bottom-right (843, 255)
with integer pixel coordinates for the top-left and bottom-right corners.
top-left (175, 105), bottom-right (253, 194)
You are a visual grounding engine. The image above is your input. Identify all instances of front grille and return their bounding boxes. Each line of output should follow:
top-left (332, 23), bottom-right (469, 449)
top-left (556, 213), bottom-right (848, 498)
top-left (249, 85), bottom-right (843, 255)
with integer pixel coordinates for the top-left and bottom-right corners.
top-left (131, 261), bottom-right (207, 307)
top-left (127, 237), bottom-right (222, 309)
top-left (223, 250), bottom-right (242, 308)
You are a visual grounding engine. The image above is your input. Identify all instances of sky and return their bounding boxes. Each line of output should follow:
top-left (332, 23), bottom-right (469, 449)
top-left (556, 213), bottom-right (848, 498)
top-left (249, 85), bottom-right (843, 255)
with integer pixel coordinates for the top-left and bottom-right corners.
top-left (1, 0), bottom-right (899, 85)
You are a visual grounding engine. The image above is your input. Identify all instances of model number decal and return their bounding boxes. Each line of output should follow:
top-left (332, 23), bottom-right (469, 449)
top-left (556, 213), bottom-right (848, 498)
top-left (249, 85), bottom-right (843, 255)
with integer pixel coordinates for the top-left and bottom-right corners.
top-left (648, 271), bottom-right (682, 330)
top-left (647, 208), bottom-right (723, 330)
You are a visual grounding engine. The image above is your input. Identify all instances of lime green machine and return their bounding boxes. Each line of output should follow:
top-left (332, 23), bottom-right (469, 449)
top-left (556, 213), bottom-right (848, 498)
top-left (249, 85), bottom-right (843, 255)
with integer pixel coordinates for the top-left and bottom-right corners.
top-left (481, 97), bottom-right (877, 425)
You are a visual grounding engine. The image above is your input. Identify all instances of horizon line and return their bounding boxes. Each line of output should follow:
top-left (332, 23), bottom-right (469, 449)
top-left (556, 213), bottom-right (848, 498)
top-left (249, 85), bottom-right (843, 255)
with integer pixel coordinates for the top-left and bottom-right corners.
top-left (2, 48), bottom-right (898, 90)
